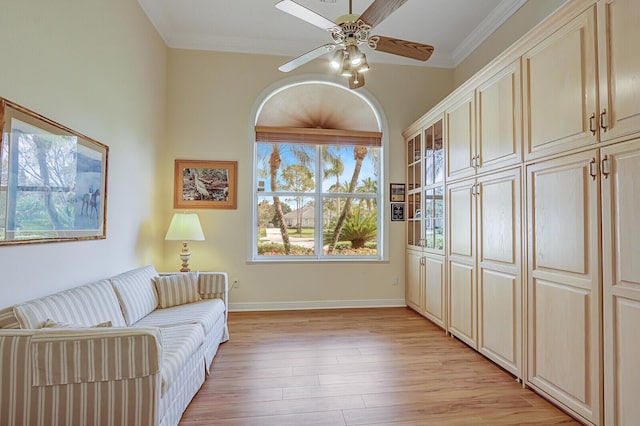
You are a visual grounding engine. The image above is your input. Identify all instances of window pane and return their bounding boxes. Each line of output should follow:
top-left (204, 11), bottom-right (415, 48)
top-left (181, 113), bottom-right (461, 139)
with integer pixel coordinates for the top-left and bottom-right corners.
top-left (435, 218), bottom-right (444, 250)
top-left (256, 195), bottom-right (315, 256)
top-left (425, 219), bottom-right (435, 249)
top-left (434, 186), bottom-right (444, 218)
top-left (256, 143), bottom-right (315, 192)
top-left (323, 197), bottom-right (377, 256)
top-left (322, 145), bottom-right (379, 194)
top-left (424, 189), bottom-right (434, 218)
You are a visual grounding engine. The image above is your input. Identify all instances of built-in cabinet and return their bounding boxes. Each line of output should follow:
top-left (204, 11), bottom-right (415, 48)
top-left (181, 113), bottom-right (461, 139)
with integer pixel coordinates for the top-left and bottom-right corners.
top-left (526, 151), bottom-right (601, 422)
top-left (405, 119), bottom-right (446, 329)
top-left (405, 1), bottom-right (640, 424)
top-left (601, 139), bottom-right (640, 426)
top-left (447, 169), bottom-right (522, 377)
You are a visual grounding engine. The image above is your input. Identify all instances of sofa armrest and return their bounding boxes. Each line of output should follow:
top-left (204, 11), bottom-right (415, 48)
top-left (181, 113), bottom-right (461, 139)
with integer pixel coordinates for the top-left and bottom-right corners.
top-left (0, 328), bottom-right (162, 426)
top-left (30, 327), bottom-right (162, 386)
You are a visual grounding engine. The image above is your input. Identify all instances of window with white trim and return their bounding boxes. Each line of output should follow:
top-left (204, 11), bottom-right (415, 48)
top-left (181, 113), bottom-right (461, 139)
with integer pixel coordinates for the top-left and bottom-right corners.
top-left (253, 126), bottom-right (382, 260)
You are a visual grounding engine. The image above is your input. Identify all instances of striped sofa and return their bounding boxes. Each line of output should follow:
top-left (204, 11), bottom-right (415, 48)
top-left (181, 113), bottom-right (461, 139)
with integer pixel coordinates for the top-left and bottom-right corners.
top-left (0, 265), bottom-right (229, 426)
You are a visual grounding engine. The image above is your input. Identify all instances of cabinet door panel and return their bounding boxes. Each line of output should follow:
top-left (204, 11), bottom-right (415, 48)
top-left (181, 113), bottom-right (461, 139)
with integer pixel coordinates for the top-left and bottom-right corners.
top-left (477, 60), bottom-right (522, 173)
top-left (479, 270), bottom-right (518, 373)
top-left (531, 280), bottom-right (590, 404)
top-left (527, 150), bottom-right (600, 423)
top-left (406, 250), bottom-right (423, 312)
top-left (477, 168), bottom-right (522, 376)
top-left (446, 93), bottom-right (475, 180)
top-left (523, 7), bottom-right (598, 159)
top-left (424, 254), bottom-right (445, 328)
top-left (448, 180), bottom-right (474, 258)
top-left (449, 261), bottom-right (475, 347)
top-left (598, 0), bottom-right (640, 141)
top-left (602, 140), bottom-right (640, 425)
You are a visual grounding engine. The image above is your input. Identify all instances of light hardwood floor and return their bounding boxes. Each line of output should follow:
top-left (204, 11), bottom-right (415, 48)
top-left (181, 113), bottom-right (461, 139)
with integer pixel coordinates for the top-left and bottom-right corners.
top-left (180, 308), bottom-right (579, 425)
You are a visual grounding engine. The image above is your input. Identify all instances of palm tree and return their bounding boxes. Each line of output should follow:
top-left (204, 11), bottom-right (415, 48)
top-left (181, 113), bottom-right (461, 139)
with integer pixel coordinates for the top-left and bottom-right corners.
top-left (327, 146), bottom-right (368, 253)
top-left (356, 177), bottom-right (378, 214)
top-left (323, 147), bottom-right (344, 219)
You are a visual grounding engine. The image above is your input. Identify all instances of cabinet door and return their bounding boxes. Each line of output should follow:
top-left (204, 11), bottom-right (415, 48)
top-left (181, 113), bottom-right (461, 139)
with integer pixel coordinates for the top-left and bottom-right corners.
top-left (526, 150), bottom-right (601, 423)
top-left (597, 0), bottom-right (640, 142)
top-left (424, 253), bottom-right (446, 329)
top-left (446, 92), bottom-right (475, 180)
top-left (406, 132), bottom-right (423, 249)
top-left (523, 7), bottom-right (598, 160)
top-left (602, 140), bottom-right (640, 426)
top-left (447, 179), bottom-right (476, 347)
top-left (477, 168), bottom-right (522, 377)
top-left (476, 60), bottom-right (522, 173)
top-left (406, 249), bottom-right (424, 312)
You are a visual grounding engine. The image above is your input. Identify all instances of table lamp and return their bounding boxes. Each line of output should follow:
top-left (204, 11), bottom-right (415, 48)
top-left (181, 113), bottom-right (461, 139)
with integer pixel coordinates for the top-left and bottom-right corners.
top-left (165, 213), bottom-right (205, 272)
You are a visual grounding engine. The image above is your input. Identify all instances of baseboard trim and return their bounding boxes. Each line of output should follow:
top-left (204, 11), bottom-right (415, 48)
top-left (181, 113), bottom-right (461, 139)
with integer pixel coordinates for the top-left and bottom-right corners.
top-left (229, 299), bottom-right (407, 312)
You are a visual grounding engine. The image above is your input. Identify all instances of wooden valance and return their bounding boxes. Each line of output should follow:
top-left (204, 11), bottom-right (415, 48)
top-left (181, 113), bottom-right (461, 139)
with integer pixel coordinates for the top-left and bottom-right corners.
top-left (255, 126), bottom-right (382, 147)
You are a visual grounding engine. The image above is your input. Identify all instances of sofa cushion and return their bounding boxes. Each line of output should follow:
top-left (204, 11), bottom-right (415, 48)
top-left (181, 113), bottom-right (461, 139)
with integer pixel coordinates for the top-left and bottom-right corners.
top-left (42, 319), bottom-right (112, 328)
top-left (110, 265), bottom-right (159, 326)
top-left (0, 306), bottom-right (20, 329)
top-left (158, 324), bottom-right (204, 394)
top-left (13, 279), bottom-right (127, 329)
top-left (134, 299), bottom-right (225, 336)
top-left (154, 272), bottom-right (201, 308)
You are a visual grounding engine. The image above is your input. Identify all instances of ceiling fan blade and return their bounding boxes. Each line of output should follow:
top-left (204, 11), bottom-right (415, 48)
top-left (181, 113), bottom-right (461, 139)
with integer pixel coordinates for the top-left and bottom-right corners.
top-left (359, 0), bottom-right (409, 29)
top-left (371, 35), bottom-right (434, 61)
top-left (348, 72), bottom-right (365, 90)
top-left (276, 0), bottom-right (337, 30)
top-left (278, 44), bottom-right (337, 72)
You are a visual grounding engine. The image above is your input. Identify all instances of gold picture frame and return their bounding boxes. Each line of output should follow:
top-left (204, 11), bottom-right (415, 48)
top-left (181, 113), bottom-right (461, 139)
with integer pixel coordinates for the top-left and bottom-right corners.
top-left (173, 159), bottom-right (237, 209)
top-left (0, 98), bottom-right (108, 245)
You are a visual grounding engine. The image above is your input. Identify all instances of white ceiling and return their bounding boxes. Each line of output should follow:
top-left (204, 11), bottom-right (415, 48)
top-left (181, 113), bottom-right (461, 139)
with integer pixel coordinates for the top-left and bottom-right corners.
top-left (137, 0), bottom-right (528, 68)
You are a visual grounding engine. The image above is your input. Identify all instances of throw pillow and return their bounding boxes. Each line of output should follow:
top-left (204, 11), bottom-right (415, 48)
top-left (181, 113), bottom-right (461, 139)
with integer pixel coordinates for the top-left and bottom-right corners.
top-left (42, 319), bottom-right (113, 328)
top-left (154, 272), bottom-right (201, 309)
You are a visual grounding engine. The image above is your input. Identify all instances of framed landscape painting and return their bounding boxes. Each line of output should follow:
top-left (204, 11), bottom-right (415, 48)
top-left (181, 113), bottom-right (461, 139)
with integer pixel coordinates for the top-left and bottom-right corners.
top-left (0, 98), bottom-right (108, 245)
top-left (174, 159), bottom-right (237, 209)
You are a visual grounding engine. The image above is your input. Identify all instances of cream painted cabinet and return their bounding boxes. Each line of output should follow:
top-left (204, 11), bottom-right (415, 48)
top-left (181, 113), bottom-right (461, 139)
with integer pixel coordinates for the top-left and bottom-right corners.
top-left (406, 248), bottom-right (424, 312)
top-left (523, 6), bottom-right (598, 159)
top-left (526, 150), bottom-right (601, 424)
top-left (447, 169), bottom-right (522, 375)
top-left (597, 0), bottom-right (640, 142)
top-left (476, 168), bottom-right (522, 377)
top-left (601, 139), bottom-right (640, 426)
top-left (476, 60), bottom-right (522, 174)
top-left (405, 119), bottom-right (446, 328)
top-left (446, 91), bottom-right (475, 181)
top-left (447, 178), bottom-right (476, 347)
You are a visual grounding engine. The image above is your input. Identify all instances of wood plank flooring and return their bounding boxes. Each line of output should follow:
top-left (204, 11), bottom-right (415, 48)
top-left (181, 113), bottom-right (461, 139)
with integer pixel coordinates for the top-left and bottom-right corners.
top-left (180, 308), bottom-right (579, 425)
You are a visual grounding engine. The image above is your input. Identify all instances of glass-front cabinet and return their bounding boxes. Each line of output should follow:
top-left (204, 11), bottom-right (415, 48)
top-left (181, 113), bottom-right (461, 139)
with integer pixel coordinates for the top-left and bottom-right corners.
top-left (405, 117), bottom-right (446, 329)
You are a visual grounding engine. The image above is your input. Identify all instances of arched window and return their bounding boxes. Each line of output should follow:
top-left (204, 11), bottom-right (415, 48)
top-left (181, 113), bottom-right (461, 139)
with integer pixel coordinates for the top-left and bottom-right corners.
top-left (252, 80), bottom-right (386, 261)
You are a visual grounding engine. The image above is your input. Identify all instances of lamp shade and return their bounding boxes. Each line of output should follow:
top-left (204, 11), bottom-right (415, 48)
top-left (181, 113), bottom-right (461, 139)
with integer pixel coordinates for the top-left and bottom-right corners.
top-left (165, 213), bottom-right (205, 241)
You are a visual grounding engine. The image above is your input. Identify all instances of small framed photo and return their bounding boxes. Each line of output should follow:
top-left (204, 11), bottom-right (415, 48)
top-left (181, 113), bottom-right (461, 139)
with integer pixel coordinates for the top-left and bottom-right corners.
top-left (390, 183), bottom-right (405, 202)
top-left (391, 203), bottom-right (405, 221)
top-left (174, 160), bottom-right (237, 209)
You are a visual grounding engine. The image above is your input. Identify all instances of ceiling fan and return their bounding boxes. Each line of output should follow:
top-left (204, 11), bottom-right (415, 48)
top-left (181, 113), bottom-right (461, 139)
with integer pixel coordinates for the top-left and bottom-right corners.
top-left (276, 0), bottom-right (434, 89)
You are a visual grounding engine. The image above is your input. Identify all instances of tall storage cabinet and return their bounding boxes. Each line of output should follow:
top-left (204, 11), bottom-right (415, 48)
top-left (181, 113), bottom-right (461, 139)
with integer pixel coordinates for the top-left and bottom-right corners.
top-left (602, 139), bottom-right (640, 426)
top-left (403, 1), bottom-right (640, 424)
top-left (404, 119), bottom-right (446, 329)
top-left (526, 150), bottom-right (601, 423)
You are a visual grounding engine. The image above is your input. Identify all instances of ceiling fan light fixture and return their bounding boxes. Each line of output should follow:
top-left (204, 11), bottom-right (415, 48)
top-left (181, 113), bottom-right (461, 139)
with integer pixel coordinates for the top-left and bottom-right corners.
top-left (330, 49), bottom-right (345, 70)
top-left (358, 54), bottom-right (370, 72)
top-left (340, 58), bottom-right (353, 77)
top-left (346, 44), bottom-right (363, 66)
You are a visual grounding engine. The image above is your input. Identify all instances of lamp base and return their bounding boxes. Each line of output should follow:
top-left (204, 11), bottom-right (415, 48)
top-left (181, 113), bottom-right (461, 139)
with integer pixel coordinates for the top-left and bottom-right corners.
top-left (179, 241), bottom-right (191, 272)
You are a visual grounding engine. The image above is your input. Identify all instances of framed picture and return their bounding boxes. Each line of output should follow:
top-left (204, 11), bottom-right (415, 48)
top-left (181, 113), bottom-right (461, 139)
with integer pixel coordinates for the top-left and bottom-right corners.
top-left (391, 203), bottom-right (405, 221)
top-left (174, 159), bottom-right (237, 209)
top-left (0, 98), bottom-right (108, 245)
top-left (390, 183), bottom-right (405, 202)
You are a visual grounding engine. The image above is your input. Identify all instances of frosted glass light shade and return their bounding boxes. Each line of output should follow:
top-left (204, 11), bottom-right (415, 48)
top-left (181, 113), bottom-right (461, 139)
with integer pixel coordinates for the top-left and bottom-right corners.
top-left (165, 213), bottom-right (205, 241)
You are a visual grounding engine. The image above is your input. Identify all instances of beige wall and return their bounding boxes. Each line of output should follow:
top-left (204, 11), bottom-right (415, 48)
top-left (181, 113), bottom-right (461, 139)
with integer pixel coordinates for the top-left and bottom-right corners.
top-left (162, 49), bottom-right (453, 309)
top-left (454, 0), bottom-right (566, 87)
top-left (0, 0), bottom-right (167, 306)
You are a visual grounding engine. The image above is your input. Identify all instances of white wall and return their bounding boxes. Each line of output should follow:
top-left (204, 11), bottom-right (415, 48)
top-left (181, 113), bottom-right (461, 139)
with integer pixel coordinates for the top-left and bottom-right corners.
top-left (0, 0), bottom-right (167, 306)
top-left (162, 50), bottom-right (454, 309)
